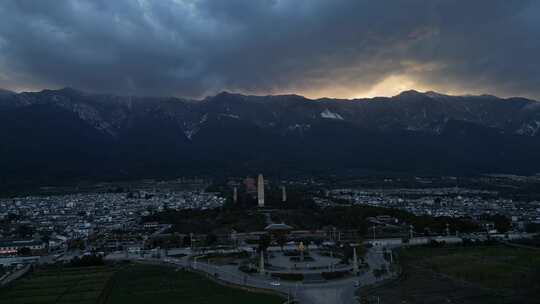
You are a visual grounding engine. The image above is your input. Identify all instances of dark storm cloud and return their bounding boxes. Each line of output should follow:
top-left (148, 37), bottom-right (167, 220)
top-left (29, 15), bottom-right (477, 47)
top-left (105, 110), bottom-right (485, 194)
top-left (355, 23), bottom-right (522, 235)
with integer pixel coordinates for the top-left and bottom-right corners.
top-left (0, 0), bottom-right (539, 99)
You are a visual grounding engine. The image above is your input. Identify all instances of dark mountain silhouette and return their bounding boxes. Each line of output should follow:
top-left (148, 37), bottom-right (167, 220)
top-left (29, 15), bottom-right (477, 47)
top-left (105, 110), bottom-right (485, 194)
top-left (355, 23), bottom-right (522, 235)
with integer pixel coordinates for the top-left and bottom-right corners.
top-left (1, 88), bottom-right (540, 185)
top-left (0, 88), bottom-right (15, 96)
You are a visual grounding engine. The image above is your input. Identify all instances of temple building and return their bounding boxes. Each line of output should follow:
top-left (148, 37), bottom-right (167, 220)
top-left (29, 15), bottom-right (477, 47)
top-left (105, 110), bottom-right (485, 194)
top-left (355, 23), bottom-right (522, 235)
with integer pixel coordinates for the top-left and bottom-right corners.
top-left (264, 223), bottom-right (293, 239)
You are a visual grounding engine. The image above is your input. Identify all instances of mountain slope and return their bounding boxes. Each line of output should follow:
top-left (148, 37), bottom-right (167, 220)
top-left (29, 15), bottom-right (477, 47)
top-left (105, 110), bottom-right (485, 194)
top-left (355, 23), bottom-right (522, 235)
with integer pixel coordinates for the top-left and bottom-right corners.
top-left (1, 88), bottom-right (540, 184)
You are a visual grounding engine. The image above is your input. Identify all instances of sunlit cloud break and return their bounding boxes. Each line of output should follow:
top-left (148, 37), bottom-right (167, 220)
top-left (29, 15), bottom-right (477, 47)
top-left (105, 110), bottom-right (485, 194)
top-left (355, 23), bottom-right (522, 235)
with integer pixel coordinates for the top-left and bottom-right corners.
top-left (0, 0), bottom-right (539, 100)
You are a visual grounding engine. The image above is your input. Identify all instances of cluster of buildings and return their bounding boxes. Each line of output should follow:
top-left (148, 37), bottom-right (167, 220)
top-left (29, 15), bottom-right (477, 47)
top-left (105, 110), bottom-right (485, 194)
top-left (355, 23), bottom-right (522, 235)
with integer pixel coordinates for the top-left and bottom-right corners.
top-left (328, 188), bottom-right (540, 231)
top-left (0, 190), bottom-right (225, 260)
top-left (0, 240), bottom-right (46, 256)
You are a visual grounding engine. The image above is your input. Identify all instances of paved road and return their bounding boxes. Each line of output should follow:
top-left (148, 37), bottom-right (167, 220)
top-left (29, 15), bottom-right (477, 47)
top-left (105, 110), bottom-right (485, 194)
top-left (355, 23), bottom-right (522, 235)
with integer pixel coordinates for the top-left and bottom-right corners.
top-left (294, 280), bottom-right (357, 304)
top-left (107, 245), bottom-right (394, 304)
top-left (0, 264), bottom-right (31, 286)
top-left (184, 257), bottom-right (362, 304)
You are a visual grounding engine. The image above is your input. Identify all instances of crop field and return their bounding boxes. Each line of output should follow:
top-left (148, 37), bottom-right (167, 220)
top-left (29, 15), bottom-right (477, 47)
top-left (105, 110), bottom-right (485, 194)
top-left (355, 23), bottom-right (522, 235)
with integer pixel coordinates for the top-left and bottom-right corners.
top-left (105, 263), bottom-right (282, 304)
top-left (1, 263), bottom-right (283, 304)
top-left (359, 245), bottom-right (540, 304)
top-left (0, 266), bottom-right (114, 304)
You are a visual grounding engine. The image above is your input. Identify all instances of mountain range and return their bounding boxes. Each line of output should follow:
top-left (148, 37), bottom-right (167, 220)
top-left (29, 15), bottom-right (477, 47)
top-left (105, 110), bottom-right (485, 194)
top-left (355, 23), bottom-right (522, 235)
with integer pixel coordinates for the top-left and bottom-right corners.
top-left (1, 87), bottom-right (540, 185)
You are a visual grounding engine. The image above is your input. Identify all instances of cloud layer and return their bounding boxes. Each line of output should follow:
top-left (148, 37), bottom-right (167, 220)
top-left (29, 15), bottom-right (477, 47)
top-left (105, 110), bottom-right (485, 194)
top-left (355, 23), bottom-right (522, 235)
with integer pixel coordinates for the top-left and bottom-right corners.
top-left (0, 0), bottom-right (539, 99)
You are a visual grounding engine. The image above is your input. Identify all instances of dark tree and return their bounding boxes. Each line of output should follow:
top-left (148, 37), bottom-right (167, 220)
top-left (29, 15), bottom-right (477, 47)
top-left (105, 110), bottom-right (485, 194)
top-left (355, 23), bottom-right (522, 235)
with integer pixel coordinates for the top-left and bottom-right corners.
top-left (257, 234), bottom-right (271, 253)
top-left (483, 214), bottom-right (511, 233)
top-left (276, 234), bottom-right (287, 251)
top-left (182, 235), bottom-right (192, 247)
top-left (17, 247), bottom-right (31, 256)
top-left (205, 233), bottom-right (218, 246)
top-left (15, 225), bottom-right (35, 238)
top-left (70, 254), bottom-right (104, 267)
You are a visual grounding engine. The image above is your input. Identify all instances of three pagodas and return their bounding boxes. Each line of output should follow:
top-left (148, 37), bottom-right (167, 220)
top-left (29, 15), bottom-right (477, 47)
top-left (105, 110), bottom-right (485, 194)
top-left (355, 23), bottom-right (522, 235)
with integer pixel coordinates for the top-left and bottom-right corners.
top-left (257, 174), bottom-right (286, 207)
top-left (233, 173), bottom-right (286, 207)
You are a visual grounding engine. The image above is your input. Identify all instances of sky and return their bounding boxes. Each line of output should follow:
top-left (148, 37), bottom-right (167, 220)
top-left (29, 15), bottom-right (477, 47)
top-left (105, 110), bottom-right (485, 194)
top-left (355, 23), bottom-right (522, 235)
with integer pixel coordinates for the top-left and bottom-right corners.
top-left (0, 0), bottom-right (539, 100)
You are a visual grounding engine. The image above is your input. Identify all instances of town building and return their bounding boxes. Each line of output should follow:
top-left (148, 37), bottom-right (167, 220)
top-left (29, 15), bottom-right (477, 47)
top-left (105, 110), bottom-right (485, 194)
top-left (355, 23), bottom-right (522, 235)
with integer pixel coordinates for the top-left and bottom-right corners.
top-left (0, 239), bottom-right (46, 256)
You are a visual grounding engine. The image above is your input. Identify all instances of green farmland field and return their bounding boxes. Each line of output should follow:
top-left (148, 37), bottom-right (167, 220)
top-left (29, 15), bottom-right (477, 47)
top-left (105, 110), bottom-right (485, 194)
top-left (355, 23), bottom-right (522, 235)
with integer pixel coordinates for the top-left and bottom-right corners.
top-left (0, 263), bottom-right (283, 304)
top-left (360, 245), bottom-right (540, 304)
top-left (105, 264), bottom-right (283, 304)
top-left (400, 245), bottom-right (540, 291)
top-left (0, 266), bottom-right (113, 304)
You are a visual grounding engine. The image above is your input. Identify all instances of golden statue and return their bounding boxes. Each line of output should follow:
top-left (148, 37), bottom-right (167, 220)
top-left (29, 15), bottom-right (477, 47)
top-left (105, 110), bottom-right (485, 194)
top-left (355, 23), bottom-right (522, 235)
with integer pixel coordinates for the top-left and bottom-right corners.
top-left (298, 241), bottom-right (305, 262)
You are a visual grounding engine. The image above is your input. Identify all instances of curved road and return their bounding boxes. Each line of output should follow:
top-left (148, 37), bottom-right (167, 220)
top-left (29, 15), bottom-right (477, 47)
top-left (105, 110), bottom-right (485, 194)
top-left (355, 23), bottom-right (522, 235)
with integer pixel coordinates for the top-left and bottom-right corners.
top-left (106, 245), bottom-right (394, 304)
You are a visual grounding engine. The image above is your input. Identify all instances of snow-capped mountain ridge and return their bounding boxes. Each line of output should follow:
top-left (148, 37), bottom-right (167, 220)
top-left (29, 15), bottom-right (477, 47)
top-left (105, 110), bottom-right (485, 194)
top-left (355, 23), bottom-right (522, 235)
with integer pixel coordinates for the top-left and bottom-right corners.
top-left (2, 88), bottom-right (540, 139)
top-left (2, 88), bottom-right (540, 180)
